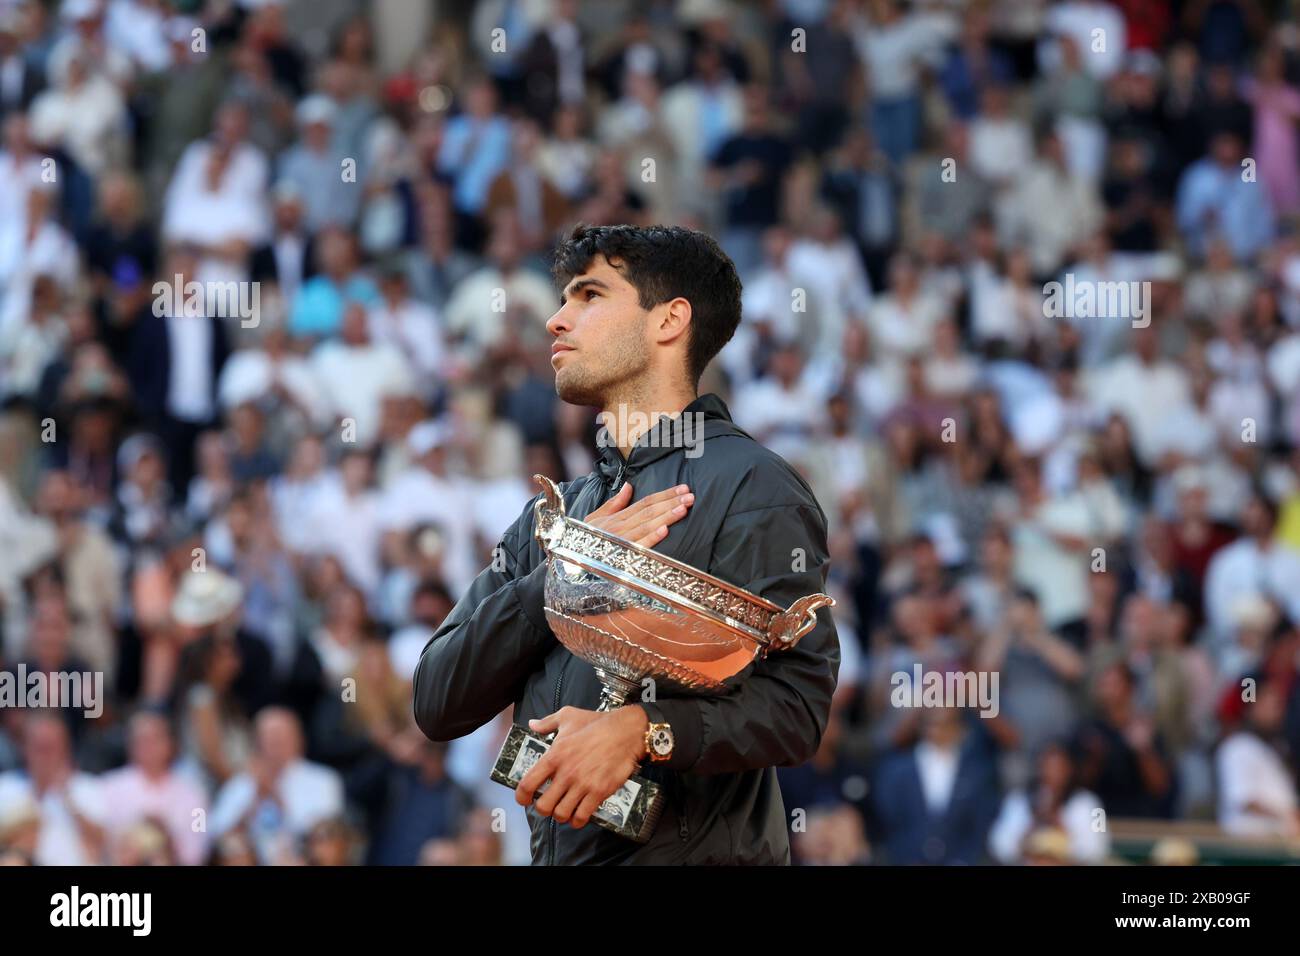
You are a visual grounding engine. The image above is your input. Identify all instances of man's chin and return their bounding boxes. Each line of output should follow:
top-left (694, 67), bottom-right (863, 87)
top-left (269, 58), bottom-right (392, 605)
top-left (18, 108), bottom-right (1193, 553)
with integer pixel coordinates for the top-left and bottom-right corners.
top-left (554, 371), bottom-right (605, 408)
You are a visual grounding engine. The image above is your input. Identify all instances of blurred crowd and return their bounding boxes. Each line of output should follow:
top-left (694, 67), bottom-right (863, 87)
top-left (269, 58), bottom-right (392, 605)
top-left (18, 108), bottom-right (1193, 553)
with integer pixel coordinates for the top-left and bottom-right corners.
top-left (1, 0), bottom-right (1300, 866)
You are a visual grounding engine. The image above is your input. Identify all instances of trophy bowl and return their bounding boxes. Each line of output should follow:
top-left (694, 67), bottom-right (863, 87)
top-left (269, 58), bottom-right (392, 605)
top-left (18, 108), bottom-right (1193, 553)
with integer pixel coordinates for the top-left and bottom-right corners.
top-left (491, 474), bottom-right (834, 844)
top-left (531, 474), bottom-right (835, 707)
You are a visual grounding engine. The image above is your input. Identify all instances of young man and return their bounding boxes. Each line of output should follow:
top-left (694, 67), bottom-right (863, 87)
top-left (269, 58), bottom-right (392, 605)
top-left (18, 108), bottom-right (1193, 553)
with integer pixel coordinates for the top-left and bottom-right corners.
top-left (413, 224), bottom-right (839, 864)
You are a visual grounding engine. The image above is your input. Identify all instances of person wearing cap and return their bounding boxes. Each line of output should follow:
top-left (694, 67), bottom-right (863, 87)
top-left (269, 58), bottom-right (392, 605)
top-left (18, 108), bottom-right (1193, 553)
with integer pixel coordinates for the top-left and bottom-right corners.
top-left (279, 93), bottom-right (360, 233)
top-left (47, 0), bottom-right (131, 88)
top-left (377, 415), bottom-right (477, 597)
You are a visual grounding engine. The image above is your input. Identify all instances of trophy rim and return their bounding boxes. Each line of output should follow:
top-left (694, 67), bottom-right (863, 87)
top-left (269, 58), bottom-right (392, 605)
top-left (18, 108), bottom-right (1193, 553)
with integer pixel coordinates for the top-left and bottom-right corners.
top-left (533, 474), bottom-right (835, 653)
top-left (552, 512), bottom-right (786, 614)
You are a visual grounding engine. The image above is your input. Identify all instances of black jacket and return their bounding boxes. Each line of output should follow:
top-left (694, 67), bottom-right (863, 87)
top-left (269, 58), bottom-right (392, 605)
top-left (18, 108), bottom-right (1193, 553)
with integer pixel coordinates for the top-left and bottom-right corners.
top-left (413, 393), bottom-right (839, 864)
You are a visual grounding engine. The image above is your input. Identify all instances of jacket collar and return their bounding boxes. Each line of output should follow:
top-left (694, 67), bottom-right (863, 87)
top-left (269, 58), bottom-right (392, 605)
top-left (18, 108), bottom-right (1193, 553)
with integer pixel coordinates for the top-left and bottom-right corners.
top-left (594, 393), bottom-right (734, 484)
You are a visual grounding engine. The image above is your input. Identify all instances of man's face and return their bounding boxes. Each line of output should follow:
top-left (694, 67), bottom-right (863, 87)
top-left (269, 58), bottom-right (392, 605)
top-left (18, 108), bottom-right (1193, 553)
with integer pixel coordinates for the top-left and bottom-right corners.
top-left (256, 712), bottom-right (300, 770)
top-left (547, 256), bottom-right (653, 407)
top-left (129, 715), bottom-right (172, 775)
top-left (24, 718), bottom-right (69, 784)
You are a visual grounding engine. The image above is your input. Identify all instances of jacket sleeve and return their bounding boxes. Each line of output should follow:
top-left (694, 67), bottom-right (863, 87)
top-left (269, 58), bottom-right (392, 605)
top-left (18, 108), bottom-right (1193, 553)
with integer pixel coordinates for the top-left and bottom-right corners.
top-left (412, 496), bottom-right (556, 741)
top-left (647, 501), bottom-right (840, 774)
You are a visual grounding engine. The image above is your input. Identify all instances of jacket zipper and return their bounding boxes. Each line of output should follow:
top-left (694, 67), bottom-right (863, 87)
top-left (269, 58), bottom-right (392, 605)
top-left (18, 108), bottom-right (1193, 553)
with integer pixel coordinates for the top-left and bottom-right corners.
top-left (547, 656), bottom-right (567, 866)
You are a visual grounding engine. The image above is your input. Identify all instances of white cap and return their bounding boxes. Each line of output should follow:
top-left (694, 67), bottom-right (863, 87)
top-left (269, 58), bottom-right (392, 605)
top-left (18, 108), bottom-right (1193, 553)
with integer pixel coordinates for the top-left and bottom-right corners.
top-left (407, 420), bottom-right (451, 457)
top-left (1230, 594), bottom-right (1276, 631)
top-left (60, 0), bottom-right (101, 22)
top-left (296, 94), bottom-right (338, 128)
top-left (171, 569), bottom-right (244, 628)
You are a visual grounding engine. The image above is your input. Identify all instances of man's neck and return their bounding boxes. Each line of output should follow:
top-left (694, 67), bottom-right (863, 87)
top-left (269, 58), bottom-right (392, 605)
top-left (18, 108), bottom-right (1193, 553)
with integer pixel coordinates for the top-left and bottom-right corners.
top-left (601, 383), bottom-right (698, 460)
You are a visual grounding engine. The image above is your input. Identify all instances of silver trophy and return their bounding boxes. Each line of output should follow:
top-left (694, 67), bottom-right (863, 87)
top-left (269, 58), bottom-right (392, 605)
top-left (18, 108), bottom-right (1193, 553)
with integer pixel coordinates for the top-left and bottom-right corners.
top-left (492, 475), bottom-right (835, 843)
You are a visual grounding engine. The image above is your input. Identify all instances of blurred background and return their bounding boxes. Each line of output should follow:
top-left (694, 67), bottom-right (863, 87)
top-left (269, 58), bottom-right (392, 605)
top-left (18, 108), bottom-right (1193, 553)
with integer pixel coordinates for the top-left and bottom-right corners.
top-left (2, 0), bottom-right (1300, 866)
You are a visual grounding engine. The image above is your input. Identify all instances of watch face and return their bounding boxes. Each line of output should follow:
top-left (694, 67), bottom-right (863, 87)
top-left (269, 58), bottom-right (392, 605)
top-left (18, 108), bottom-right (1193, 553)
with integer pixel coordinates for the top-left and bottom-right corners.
top-left (650, 727), bottom-right (673, 756)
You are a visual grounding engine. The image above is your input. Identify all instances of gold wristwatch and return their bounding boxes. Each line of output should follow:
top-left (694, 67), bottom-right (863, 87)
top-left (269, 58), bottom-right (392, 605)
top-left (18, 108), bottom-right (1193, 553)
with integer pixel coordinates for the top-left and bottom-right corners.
top-left (640, 702), bottom-right (674, 763)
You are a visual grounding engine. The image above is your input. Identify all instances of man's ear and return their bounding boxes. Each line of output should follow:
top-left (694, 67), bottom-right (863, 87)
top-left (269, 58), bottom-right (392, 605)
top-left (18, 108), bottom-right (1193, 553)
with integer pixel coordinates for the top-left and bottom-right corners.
top-left (656, 297), bottom-right (692, 346)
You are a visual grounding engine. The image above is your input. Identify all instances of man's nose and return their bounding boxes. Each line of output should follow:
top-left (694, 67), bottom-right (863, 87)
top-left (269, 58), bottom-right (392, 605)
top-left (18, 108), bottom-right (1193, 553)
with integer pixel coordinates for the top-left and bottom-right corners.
top-left (546, 303), bottom-right (572, 338)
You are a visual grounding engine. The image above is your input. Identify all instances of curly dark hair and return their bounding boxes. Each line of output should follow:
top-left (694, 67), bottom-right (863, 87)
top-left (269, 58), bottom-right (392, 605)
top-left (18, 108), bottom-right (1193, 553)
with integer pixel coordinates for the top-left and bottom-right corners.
top-left (551, 223), bottom-right (743, 386)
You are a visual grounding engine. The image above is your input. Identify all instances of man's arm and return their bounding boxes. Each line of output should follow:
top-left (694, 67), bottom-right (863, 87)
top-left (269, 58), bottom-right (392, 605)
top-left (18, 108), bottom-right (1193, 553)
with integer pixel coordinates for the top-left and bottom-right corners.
top-left (645, 500), bottom-right (840, 774)
top-left (412, 497), bottom-right (555, 742)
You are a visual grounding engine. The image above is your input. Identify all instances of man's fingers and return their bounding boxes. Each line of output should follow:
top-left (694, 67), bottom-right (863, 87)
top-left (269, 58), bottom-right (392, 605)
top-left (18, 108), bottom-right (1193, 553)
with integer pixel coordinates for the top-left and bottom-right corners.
top-left (621, 485), bottom-right (691, 517)
top-left (550, 784), bottom-right (585, 825)
top-left (533, 774), bottom-right (567, 817)
top-left (528, 711), bottom-right (562, 735)
top-left (571, 793), bottom-right (604, 830)
top-left (602, 485), bottom-right (692, 528)
top-left (515, 753), bottom-right (556, 806)
top-left (586, 481), bottom-right (633, 519)
top-left (612, 491), bottom-right (694, 540)
top-left (626, 497), bottom-right (693, 546)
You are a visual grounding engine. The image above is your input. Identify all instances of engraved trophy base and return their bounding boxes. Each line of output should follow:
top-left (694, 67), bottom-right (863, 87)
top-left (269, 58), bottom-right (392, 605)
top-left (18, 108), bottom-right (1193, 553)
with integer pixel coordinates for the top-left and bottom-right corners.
top-left (490, 671), bottom-right (664, 844)
top-left (491, 725), bottom-right (664, 844)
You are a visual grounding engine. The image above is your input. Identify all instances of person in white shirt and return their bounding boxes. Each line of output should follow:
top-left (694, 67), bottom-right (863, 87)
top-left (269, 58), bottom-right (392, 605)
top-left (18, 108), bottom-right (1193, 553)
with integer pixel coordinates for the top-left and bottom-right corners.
top-left (996, 129), bottom-right (1103, 276)
top-left (302, 447), bottom-right (385, 599)
top-left (1083, 326), bottom-right (1191, 468)
top-left (442, 222), bottom-right (557, 363)
top-left (209, 707), bottom-right (344, 864)
top-left (309, 302), bottom-right (415, 447)
top-left (218, 322), bottom-right (332, 431)
top-left (266, 432), bottom-right (335, 553)
top-left (27, 39), bottom-right (127, 176)
top-left (0, 116), bottom-right (46, 231)
top-left (1204, 491), bottom-right (1300, 641)
top-left (367, 264), bottom-right (446, 390)
top-left (162, 102), bottom-right (270, 287)
top-left (100, 710), bottom-right (210, 866)
top-left (731, 340), bottom-right (829, 464)
top-left (0, 713), bottom-right (107, 866)
top-left (377, 418), bottom-right (478, 597)
top-left (0, 181), bottom-right (80, 346)
top-left (48, 0), bottom-right (133, 87)
top-left (989, 740), bottom-right (1110, 864)
top-left (1215, 679), bottom-right (1300, 838)
top-left (866, 251), bottom-right (946, 362)
top-left (1038, 0), bottom-right (1128, 80)
top-left (786, 206), bottom-right (874, 358)
top-left (659, 43), bottom-right (744, 210)
top-left (968, 83), bottom-right (1034, 186)
top-left (851, 0), bottom-right (955, 164)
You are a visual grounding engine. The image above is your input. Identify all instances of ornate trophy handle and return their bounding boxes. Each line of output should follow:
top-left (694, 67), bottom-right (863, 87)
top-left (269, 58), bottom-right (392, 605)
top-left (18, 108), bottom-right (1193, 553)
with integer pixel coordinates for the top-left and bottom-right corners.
top-left (533, 474), bottom-right (567, 553)
top-left (767, 593), bottom-right (836, 651)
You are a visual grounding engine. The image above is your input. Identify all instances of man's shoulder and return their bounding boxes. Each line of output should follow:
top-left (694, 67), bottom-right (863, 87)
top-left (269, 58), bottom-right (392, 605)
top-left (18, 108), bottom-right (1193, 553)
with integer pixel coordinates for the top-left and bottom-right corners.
top-left (697, 430), bottom-right (824, 518)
